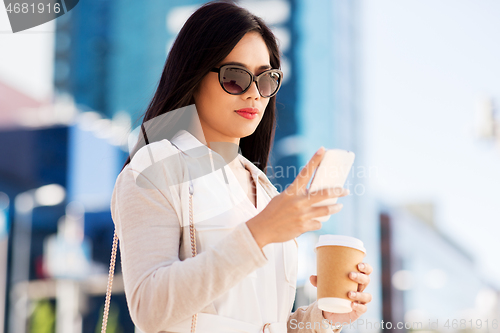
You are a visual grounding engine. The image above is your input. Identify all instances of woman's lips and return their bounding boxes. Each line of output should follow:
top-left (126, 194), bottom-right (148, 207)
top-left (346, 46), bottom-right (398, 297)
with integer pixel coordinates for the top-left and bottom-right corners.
top-left (236, 107), bottom-right (259, 113)
top-left (235, 108), bottom-right (259, 119)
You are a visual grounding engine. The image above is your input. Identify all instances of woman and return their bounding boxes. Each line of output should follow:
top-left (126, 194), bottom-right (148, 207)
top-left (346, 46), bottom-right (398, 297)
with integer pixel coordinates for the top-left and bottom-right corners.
top-left (111, 1), bottom-right (373, 332)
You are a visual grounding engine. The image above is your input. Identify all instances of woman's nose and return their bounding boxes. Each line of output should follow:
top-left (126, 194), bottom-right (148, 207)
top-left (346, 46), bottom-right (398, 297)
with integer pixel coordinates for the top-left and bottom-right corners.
top-left (243, 81), bottom-right (260, 100)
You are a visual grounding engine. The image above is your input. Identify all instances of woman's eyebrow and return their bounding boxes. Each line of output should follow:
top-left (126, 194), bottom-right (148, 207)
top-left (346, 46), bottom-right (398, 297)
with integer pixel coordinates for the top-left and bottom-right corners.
top-left (221, 61), bottom-right (272, 70)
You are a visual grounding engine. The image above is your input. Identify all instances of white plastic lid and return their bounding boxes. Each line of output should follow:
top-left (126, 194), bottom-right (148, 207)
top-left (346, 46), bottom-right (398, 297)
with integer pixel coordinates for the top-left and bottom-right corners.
top-left (314, 234), bottom-right (366, 254)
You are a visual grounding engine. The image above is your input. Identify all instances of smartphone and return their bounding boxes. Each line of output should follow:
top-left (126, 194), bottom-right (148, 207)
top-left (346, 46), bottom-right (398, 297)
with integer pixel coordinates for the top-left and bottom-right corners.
top-left (308, 149), bottom-right (355, 222)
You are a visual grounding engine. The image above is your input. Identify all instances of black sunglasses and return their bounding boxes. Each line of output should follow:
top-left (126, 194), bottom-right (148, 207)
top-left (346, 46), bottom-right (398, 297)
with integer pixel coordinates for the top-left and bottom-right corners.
top-left (210, 64), bottom-right (283, 98)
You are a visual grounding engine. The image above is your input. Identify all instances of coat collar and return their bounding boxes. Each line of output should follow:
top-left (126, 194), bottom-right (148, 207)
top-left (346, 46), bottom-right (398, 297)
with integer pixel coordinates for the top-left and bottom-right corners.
top-left (170, 129), bottom-right (279, 198)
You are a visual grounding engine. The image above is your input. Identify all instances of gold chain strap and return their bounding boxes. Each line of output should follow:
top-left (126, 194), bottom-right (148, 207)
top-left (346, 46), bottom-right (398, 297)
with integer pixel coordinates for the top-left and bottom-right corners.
top-left (101, 229), bottom-right (119, 333)
top-left (189, 192), bottom-right (197, 333)
top-left (171, 140), bottom-right (198, 332)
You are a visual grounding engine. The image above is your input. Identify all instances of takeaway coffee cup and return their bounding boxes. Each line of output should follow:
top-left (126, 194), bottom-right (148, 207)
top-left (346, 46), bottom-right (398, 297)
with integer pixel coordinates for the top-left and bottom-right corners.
top-left (315, 235), bottom-right (366, 313)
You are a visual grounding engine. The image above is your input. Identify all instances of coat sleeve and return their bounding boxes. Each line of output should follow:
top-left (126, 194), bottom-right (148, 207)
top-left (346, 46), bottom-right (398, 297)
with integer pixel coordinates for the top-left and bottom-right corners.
top-left (287, 300), bottom-right (343, 333)
top-left (282, 215), bottom-right (344, 333)
top-left (110, 166), bottom-right (268, 333)
top-left (264, 185), bottom-right (342, 333)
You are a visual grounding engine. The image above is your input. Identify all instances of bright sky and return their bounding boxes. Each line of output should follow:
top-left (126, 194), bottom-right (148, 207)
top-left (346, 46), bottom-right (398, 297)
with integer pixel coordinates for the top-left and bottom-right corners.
top-left (1, 0), bottom-right (499, 289)
top-left (362, 0), bottom-right (500, 288)
top-left (0, 8), bottom-right (54, 101)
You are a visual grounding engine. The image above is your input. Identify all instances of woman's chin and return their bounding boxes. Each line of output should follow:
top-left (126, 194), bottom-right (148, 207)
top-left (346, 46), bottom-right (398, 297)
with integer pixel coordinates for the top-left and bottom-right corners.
top-left (239, 125), bottom-right (260, 137)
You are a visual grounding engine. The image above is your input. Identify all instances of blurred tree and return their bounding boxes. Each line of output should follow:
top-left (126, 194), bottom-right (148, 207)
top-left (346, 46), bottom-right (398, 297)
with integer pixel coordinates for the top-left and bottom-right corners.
top-left (29, 299), bottom-right (55, 333)
top-left (94, 301), bottom-right (122, 333)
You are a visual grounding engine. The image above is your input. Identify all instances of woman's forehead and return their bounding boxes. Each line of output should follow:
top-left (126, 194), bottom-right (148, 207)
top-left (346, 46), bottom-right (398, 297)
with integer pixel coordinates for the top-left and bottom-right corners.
top-left (219, 61), bottom-right (271, 71)
top-left (222, 32), bottom-right (271, 69)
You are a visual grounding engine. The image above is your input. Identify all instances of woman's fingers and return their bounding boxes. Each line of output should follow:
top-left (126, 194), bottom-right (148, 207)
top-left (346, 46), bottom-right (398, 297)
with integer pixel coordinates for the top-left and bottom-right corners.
top-left (312, 274), bottom-right (372, 313)
top-left (357, 262), bottom-right (373, 276)
top-left (351, 301), bottom-right (367, 314)
top-left (308, 186), bottom-right (350, 198)
top-left (309, 275), bottom-right (317, 287)
top-left (288, 147), bottom-right (325, 195)
top-left (356, 262), bottom-right (373, 293)
top-left (307, 187), bottom-right (350, 205)
top-left (348, 291), bottom-right (373, 304)
top-left (350, 272), bottom-right (371, 294)
top-left (349, 271), bottom-right (370, 285)
top-left (305, 203), bottom-right (344, 221)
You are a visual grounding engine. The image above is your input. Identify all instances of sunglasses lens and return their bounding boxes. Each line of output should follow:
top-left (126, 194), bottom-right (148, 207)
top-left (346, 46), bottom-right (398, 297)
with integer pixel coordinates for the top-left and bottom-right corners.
top-left (219, 66), bottom-right (282, 97)
top-left (258, 71), bottom-right (281, 97)
top-left (221, 67), bottom-right (251, 94)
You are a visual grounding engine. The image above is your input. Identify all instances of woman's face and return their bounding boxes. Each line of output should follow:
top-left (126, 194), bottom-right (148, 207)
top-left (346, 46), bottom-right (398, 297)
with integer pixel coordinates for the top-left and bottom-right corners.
top-left (193, 31), bottom-right (272, 145)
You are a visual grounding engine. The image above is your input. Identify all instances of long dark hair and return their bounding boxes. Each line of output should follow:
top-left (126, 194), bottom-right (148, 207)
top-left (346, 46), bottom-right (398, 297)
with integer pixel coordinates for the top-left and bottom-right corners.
top-left (121, 0), bottom-right (281, 173)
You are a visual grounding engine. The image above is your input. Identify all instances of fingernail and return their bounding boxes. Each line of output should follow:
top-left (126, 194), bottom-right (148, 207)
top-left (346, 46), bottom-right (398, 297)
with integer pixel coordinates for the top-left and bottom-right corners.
top-left (316, 147), bottom-right (325, 155)
top-left (351, 272), bottom-right (358, 278)
top-left (358, 263), bottom-right (365, 270)
top-left (353, 302), bottom-right (358, 307)
top-left (350, 291), bottom-right (357, 297)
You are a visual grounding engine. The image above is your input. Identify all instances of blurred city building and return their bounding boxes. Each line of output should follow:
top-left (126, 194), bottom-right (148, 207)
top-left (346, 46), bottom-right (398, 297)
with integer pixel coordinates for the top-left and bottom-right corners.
top-left (0, 78), bottom-right (130, 332)
top-left (292, 1), bottom-right (383, 330)
top-left (0, 81), bottom-right (51, 129)
top-left (475, 97), bottom-right (500, 152)
top-left (379, 203), bottom-right (500, 333)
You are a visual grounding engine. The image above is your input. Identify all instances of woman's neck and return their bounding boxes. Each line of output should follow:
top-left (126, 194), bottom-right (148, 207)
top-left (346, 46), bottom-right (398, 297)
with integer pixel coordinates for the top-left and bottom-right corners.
top-left (190, 125), bottom-right (244, 172)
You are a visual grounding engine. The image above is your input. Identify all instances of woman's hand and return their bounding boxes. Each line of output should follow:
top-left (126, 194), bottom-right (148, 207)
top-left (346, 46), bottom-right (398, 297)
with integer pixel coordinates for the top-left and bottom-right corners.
top-left (309, 262), bottom-right (373, 327)
top-left (246, 147), bottom-right (350, 248)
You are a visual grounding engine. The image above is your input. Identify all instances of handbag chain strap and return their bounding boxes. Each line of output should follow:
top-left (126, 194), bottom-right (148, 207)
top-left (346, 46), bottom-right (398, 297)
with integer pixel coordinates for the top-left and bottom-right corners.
top-left (171, 141), bottom-right (198, 332)
top-left (189, 189), bottom-right (197, 333)
top-left (101, 229), bottom-right (118, 333)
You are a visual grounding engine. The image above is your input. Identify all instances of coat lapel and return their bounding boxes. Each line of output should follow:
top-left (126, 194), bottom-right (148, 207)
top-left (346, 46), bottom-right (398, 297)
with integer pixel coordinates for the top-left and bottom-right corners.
top-left (170, 129), bottom-right (281, 200)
